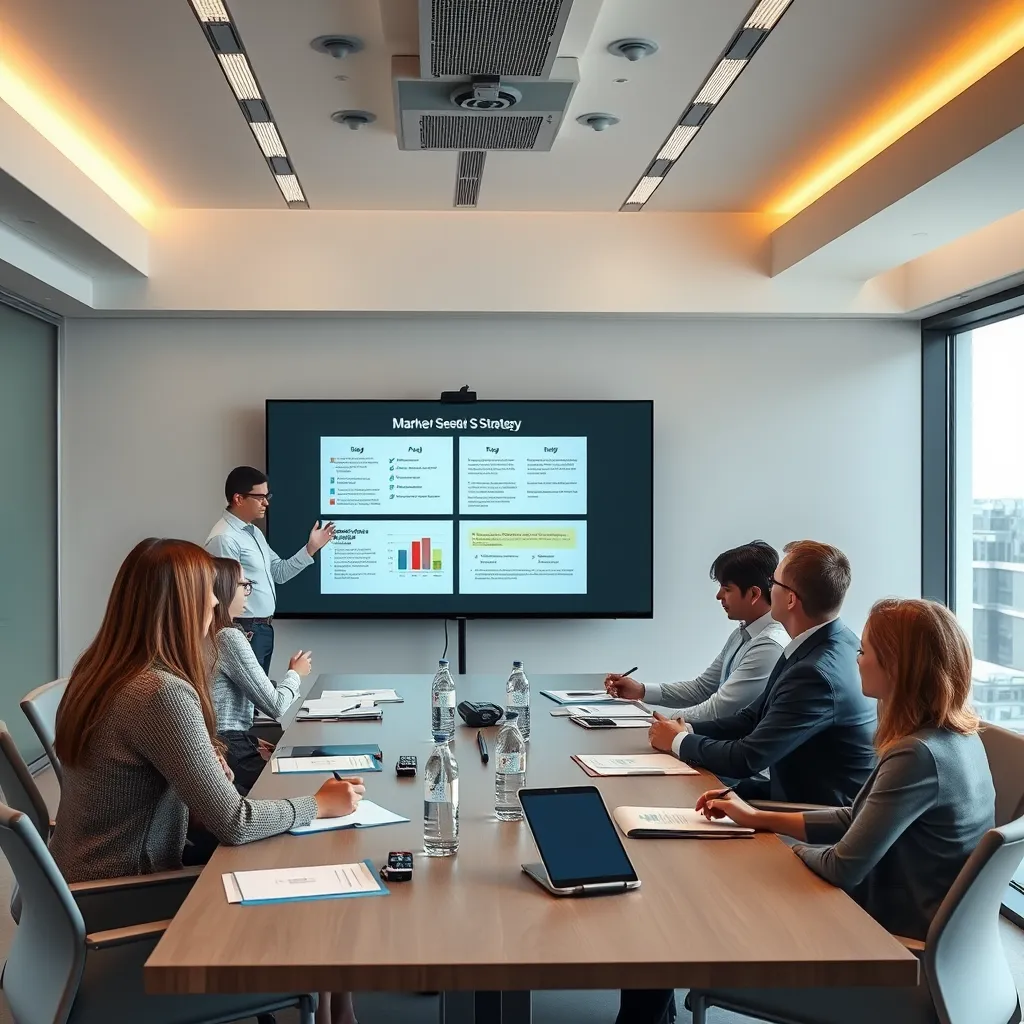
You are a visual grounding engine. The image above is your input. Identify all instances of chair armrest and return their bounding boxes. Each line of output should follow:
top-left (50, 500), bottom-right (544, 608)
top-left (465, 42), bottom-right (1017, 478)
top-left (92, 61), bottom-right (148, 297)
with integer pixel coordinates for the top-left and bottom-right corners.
top-left (86, 919), bottom-right (171, 951)
top-left (71, 867), bottom-right (201, 933)
top-left (748, 800), bottom-right (832, 813)
top-left (891, 932), bottom-right (926, 952)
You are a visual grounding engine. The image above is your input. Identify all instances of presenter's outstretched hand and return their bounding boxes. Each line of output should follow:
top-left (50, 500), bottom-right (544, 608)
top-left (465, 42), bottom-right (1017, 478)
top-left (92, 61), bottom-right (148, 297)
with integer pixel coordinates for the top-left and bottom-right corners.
top-left (307, 520), bottom-right (336, 555)
top-left (648, 710), bottom-right (687, 753)
top-left (289, 650), bottom-right (313, 677)
top-left (314, 777), bottom-right (365, 819)
top-left (604, 674), bottom-right (644, 701)
top-left (696, 788), bottom-right (759, 829)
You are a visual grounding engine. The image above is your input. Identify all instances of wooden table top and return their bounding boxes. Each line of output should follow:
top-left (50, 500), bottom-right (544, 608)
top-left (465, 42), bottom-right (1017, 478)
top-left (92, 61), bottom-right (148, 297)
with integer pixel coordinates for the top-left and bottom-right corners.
top-left (145, 673), bottom-right (918, 994)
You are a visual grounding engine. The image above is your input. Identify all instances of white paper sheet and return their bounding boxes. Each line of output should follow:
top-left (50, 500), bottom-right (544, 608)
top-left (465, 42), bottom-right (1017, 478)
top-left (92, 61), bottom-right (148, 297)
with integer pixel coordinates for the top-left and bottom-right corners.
top-left (290, 800), bottom-right (409, 834)
top-left (272, 754), bottom-right (377, 774)
top-left (553, 703), bottom-right (652, 719)
top-left (321, 688), bottom-right (403, 703)
top-left (613, 806), bottom-right (753, 836)
top-left (227, 861), bottom-right (383, 904)
top-left (575, 753), bottom-right (698, 776)
top-left (572, 717), bottom-right (651, 729)
top-left (541, 689), bottom-right (616, 704)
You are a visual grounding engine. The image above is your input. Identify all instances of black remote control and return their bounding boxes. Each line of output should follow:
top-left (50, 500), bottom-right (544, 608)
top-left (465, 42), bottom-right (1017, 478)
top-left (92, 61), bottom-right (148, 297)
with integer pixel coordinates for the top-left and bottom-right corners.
top-left (396, 755), bottom-right (417, 777)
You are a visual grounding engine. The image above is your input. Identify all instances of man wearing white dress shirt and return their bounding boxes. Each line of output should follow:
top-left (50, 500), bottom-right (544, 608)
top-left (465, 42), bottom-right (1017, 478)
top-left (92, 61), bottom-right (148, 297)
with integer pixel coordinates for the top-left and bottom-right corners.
top-left (205, 466), bottom-right (334, 672)
top-left (605, 540), bottom-right (786, 722)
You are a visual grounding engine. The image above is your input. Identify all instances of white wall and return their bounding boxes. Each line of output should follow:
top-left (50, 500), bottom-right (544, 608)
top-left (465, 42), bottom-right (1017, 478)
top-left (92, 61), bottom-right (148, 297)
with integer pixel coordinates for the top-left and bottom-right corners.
top-left (60, 316), bottom-right (921, 682)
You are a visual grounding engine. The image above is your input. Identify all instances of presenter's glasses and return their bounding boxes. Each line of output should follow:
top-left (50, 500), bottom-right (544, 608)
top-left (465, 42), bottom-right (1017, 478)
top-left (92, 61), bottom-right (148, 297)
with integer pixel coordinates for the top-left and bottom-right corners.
top-left (243, 492), bottom-right (272, 503)
top-left (770, 576), bottom-right (801, 602)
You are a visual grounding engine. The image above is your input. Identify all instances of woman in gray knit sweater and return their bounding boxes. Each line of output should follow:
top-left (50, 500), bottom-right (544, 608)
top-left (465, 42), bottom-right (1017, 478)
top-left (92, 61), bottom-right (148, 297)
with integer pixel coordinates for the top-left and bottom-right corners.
top-left (49, 538), bottom-right (363, 1024)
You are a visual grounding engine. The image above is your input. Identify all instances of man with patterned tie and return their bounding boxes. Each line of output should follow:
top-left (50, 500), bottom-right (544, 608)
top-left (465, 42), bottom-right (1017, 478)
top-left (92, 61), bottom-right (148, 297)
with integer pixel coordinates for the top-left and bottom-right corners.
top-left (651, 539), bottom-right (877, 807)
top-left (605, 540), bottom-right (787, 723)
top-left (205, 466), bottom-right (334, 673)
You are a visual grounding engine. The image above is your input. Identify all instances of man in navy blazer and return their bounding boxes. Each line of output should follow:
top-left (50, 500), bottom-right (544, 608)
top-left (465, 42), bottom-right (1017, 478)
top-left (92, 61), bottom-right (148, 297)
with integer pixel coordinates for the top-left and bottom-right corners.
top-left (649, 539), bottom-right (877, 807)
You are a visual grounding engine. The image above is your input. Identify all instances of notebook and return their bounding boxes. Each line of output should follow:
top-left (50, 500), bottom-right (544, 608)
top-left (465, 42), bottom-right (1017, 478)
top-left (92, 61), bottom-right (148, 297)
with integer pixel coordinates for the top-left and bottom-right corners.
top-left (571, 753), bottom-right (698, 777)
top-left (541, 689), bottom-right (617, 705)
top-left (613, 806), bottom-right (754, 838)
top-left (550, 702), bottom-right (652, 719)
top-left (222, 859), bottom-right (388, 905)
top-left (289, 800), bottom-right (409, 834)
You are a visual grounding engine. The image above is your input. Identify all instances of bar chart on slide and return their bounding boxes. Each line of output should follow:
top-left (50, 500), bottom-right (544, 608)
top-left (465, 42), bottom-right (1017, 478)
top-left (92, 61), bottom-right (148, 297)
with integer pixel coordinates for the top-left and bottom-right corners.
top-left (397, 538), bottom-right (443, 572)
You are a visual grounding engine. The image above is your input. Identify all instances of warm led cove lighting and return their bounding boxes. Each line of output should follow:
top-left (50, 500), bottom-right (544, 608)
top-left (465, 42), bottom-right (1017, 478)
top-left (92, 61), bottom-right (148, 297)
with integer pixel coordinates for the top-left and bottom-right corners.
top-left (746, 0), bottom-right (792, 30)
top-left (695, 59), bottom-right (746, 104)
top-left (658, 125), bottom-right (699, 161)
top-left (0, 59), bottom-right (151, 219)
top-left (275, 174), bottom-right (305, 203)
top-left (626, 176), bottom-right (663, 205)
top-left (190, 0), bottom-right (231, 21)
top-left (218, 53), bottom-right (260, 100)
top-left (250, 121), bottom-right (286, 157)
top-left (770, 5), bottom-right (1024, 217)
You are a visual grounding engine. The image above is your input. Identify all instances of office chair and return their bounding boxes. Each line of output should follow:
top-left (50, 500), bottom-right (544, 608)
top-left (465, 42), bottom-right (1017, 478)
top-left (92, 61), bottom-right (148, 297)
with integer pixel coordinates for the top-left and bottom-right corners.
top-left (979, 724), bottom-right (1024, 826)
top-left (0, 804), bottom-right (316, 1024)
top-left (0, 722), bottom-right (52, 839)
top-left (687, 815), bottom-right (1024, 1024)
top-left (20, 678), bottom-right (67, 786)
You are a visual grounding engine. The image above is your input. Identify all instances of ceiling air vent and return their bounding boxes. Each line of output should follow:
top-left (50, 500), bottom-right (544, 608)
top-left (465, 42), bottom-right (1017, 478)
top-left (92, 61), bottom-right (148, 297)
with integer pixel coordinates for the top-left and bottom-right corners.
top-left (420, 0), bottom-right (575, 80)
top-left (393, 56), bottom-right (578, 152)
top-left (454, 150), bottom-right (486, 208)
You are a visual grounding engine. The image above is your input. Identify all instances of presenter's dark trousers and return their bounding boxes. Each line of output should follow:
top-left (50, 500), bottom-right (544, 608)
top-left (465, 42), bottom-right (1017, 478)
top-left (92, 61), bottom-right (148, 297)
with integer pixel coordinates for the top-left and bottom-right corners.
top-left (616, 990), bottom-right (675, 1024)
top-left (237, 618), bottom-right (274, 673)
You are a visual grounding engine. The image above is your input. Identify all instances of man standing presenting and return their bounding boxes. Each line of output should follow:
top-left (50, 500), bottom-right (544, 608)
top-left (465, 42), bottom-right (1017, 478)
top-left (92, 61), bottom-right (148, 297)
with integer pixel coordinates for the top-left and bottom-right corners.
top-left (605, 540), bottom-right (786, 723)
top-left (205, 466), bottom-right (334, 672)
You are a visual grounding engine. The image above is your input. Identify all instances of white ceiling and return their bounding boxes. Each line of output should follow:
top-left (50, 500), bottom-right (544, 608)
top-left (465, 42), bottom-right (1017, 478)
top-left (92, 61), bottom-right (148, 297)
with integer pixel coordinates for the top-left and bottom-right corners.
top-left (0, 0), bottom-right (1017, 212)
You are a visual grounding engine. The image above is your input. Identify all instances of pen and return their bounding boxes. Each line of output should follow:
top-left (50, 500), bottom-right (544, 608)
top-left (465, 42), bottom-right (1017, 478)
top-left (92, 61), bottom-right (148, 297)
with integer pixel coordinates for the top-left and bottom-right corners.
top-left (620, 666), bottom-right (639, 677)
top-left (333, 771), bottom-right (344, 781)
top-left (709, 784), bottom-right (738, 800)
top-left (477, 730), bottom-right (489, 764)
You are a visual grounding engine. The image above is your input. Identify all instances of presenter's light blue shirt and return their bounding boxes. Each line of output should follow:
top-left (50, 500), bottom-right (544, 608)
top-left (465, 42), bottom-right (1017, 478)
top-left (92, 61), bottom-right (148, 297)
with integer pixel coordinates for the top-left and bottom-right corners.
top-left (205, 512), bottom-right (313, 618)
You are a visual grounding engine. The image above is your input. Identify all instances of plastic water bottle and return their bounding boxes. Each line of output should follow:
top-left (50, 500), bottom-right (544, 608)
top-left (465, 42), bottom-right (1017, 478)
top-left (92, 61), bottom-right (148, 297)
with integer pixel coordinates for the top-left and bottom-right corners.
top-left (505, 660), bottom-right (531, 739)
top-left (423, 733), bottom-right (459, 856)
top-left (494, 711), bottom-right (527, 821)
top-left (431, 659), bottom-right (456, 739)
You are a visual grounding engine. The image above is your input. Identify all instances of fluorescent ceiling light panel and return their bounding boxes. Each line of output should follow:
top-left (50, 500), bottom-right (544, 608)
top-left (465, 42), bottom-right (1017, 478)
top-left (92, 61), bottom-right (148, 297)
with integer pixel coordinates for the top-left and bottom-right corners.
top-left (626, 176), bottom-right (663, 205)
top-left (275, 174), bottom-right (305, 203)
top-left (658, 125), bottom-right (699, 161)
top-left (250, 121), bottom-right (286, 157)
top-left (695, 59), bottom-right (746, 104)
top-left (190, 0), bottom-right (231, 21)
top-left (745, 0), bottom-right (792, 30)
top-left (218, 53), bottom-right (261, 100)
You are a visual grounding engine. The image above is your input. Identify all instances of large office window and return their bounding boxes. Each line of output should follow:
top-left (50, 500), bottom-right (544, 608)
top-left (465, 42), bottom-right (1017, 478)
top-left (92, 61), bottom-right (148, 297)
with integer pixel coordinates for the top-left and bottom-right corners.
top-left (954, 314), bottom-right (1024, 731)
top-left (0, 300), bottom-right (58, 762)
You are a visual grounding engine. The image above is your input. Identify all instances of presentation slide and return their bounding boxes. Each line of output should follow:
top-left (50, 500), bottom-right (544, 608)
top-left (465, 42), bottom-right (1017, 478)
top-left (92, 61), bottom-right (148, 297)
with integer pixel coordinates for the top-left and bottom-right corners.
top-left (459, 520), bottom-right (587, 595)
top-left (459, 436), bottom-right (587, 515)
top-left (320, 436), bottom-right (452, 515)
top-left (321, 519), bottom-right (454, 595)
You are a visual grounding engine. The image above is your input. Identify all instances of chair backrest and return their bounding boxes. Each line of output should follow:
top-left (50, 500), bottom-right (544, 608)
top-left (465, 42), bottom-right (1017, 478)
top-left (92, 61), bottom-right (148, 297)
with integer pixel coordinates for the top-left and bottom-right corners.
top-left (0, 722), bottom-right (51, 838)
top-left (979, 724), bottom-right (1024, 826)
top-left (0, 803), bottom-right (85, 1024)
top-left (926, 815), bottom-right (1024, 1024)
top-left (21, 678), bottom-right (67, 786)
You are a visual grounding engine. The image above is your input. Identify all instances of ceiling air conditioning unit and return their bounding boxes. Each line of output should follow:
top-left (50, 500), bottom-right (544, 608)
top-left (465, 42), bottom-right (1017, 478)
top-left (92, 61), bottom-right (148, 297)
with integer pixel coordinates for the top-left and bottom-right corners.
top-left (418, 0), bottom-right (576, 80)
top-left (393, 55), bottom-right (579, 152)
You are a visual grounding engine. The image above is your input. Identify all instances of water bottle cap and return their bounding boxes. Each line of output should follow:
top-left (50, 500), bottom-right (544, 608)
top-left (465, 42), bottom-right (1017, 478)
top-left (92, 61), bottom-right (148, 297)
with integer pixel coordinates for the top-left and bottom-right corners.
top-left (512, 660), bottom-right (523, 668)
top-left (433, 732), bottom-right (450, 743)
top-left (438, 659), bottom-right (449, 666)
top-left (504, 710), bottom-right (519, 721)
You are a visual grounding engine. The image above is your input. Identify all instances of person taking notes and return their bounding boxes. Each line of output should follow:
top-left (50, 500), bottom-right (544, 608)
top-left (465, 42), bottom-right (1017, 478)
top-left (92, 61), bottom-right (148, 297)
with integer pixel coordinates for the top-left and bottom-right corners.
top-left (649, 540), bottom-right (877, 806)
top-left (605, 540), bottom-right (786, 722)
top-left (620, 598), bottom-right (994, 1024)
top-left (210, 557), bottom-right (311, 793)
top-left (205, 466), bottom-right (334, 672)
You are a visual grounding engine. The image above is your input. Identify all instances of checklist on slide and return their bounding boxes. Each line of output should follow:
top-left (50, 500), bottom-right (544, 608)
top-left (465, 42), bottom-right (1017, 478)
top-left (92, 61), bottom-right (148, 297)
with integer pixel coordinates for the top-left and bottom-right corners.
top-left (320, 436), bottom-right (452, 515)
top-left (459, 436), bottom-right (587, 515)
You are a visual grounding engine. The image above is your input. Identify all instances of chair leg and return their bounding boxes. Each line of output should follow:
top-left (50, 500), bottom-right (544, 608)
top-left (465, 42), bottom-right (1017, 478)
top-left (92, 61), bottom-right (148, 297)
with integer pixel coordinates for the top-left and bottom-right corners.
top-left (297, 995), bottom-right (316, 1024)
top-left (689, 992), bottom-right (708, 1024)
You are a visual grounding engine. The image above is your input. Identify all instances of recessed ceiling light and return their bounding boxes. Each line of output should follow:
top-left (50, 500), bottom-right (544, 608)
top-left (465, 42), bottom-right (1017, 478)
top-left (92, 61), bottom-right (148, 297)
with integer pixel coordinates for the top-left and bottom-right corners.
top-left (250, 121), bottom-right (286, 157)
top-left (626, 176), bottom-right (663, 205)
top-left (190, 0), bottom-right (230, 21)
top-left (745, 0), bottom-right (793, 30)
top-left (695, 59), bottom-right (746, 104)
top-left (275, 174), bottom-right (305, 203)
top-left (658, 125), bottom-right (699, 161)
top-left (218, 53), bottom-right (261, 100)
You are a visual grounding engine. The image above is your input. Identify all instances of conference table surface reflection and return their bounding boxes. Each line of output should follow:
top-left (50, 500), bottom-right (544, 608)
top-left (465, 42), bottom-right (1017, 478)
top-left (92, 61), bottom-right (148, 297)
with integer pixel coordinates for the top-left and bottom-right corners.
top-left (145, 673), bottom-right (917, 999)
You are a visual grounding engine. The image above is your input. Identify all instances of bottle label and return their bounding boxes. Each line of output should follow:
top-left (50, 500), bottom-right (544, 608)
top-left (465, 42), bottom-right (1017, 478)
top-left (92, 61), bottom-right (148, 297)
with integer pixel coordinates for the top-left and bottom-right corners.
top-left (433, 691), bottom-right (455, 708)
top-left (497, 752), bottom-right (524, 774)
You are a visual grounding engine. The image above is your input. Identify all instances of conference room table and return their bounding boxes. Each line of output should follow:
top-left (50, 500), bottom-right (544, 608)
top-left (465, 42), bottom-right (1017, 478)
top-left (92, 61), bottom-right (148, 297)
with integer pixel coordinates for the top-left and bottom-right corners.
top-left (145, 673), bottom-right (918, 1022)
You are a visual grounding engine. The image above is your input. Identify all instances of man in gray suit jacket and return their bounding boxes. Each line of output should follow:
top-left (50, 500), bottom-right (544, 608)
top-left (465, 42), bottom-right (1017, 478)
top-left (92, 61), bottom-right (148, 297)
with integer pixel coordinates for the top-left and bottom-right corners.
top-left (605, 540), bottom-right (787, 722)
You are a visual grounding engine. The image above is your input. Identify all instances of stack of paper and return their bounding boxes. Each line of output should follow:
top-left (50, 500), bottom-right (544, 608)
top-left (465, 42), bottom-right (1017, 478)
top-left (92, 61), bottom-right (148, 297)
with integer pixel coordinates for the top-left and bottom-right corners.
top-left (222, 860), bottom-right (388, 904)
top-left (572, 753), bottom-right (698, 777)
top-left (272, 753), bottom-right (380, 775)
top-left (290, 800), bottom-right (409, 834)
top-left (298, 696), bottom-right (383, 721)
top-left (541, 689), bottom-right (617, 705)
top-left (551, 703), bottom-right (652, 719)
top-left (613, 806), bottom-right (754, 838)
top-left (321, 688), bottom-right (403, 704)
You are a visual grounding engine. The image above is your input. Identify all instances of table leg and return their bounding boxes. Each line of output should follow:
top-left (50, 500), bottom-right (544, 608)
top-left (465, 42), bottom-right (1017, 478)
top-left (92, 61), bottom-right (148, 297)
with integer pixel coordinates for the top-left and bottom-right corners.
top-left (439, 991), bottom-right (532, 1024)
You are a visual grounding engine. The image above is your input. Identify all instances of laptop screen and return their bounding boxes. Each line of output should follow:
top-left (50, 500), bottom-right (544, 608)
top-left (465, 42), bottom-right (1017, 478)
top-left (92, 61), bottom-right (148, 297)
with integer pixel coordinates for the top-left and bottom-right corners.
top-left (519, 786), bottom-right (639, 889)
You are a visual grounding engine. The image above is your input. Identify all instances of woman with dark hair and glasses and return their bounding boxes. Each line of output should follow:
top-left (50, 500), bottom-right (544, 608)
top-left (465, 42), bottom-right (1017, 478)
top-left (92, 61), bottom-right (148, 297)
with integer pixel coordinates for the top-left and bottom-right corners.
top-left (210, 557), bottom-right (312, 794)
